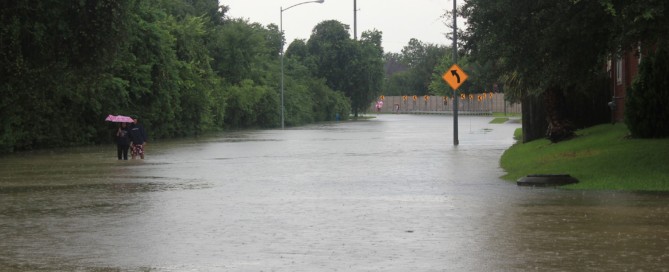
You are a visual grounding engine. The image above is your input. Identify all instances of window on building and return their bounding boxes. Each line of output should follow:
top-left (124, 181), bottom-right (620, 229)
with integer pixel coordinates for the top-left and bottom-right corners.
top-left (607, 59), bottom-right (611, 73)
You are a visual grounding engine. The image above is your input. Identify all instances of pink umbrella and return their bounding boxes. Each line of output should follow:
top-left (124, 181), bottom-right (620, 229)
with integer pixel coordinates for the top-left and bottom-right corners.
top-left (105, 114), bottom-right (134, 123)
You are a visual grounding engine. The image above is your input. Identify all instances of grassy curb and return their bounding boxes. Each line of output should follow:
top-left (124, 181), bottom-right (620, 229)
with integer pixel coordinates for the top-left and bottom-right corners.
top-left (489, 117), bottom-right (509, 124)
top-left (500, 124), bottom-right (669, 191)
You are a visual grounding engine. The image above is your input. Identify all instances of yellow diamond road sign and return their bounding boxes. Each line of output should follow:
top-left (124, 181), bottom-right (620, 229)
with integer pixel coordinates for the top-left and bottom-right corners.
top-left (442, 64), bottom-right (468, 91)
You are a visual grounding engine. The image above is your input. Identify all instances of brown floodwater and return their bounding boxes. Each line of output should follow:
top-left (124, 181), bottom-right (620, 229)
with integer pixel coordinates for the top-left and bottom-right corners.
top-left (1, 114), bottom-right (667, 271)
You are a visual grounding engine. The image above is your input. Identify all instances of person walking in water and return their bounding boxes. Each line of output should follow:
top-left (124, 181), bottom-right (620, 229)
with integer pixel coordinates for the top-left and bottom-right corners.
top-left (129, 117), bottom-right (148, 159)
top-left (116, 122), bottom-right (130, 160)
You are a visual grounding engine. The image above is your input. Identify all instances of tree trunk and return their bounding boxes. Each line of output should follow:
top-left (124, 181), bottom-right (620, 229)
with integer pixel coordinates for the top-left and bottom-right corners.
top-left (521, 93), bottom-right (547, 143)
top-left (544, 86), bottom-right (575, 142)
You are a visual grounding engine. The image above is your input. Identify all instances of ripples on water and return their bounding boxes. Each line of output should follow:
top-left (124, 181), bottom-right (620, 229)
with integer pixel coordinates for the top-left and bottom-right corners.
top-left (1, 115), bottom-right (668, 271)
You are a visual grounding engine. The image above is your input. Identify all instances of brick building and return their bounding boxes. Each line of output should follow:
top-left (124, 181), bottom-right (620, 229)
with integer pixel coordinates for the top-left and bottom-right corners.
top-left (609, 49), bottom-right (641, 122)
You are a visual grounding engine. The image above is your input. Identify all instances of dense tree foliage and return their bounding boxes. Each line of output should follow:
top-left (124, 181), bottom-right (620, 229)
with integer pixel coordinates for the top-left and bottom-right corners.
top-left (604, 0), bottom-right (669, 52)
top-left (382, 53), bottom-right (407, 96)
top-left (304, 20), bottom-right (384, 117)
top-left (382, 39), bottom-right (448, 96)
top-left (461, 0), bottom-right (615, 142)
top-left (0, 0), bottom-right (356, 152)
top-left (351, 30), bottom-right (385, 116)
top-left (1, 0), bottom-right (135, 150)
top-left (625, 47), bottom-right (669, 138)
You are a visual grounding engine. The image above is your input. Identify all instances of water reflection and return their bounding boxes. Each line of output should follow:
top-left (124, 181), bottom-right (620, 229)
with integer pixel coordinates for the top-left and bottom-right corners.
top-left (0, 115), bottom-right (668, 271)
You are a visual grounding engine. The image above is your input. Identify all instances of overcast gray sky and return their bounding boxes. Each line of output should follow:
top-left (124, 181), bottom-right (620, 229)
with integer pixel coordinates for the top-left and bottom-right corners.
top-left (221, 0), bottom-right (455, 53)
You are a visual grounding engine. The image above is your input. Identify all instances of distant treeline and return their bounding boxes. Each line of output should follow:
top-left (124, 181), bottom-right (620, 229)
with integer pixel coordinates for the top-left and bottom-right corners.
top-left (1, 0), bottom-right (385, 152)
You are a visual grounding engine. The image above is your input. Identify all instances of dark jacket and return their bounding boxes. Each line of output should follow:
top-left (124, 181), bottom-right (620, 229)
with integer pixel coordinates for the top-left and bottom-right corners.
top-left (128, 123), bottom-right (147, 145)
top-left (116, 127), bottom-right (130, 146)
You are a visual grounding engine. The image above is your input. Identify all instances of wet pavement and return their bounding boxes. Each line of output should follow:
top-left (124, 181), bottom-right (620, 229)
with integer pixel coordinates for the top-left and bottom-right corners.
top-left (1, 114), bottom-right (668, 271)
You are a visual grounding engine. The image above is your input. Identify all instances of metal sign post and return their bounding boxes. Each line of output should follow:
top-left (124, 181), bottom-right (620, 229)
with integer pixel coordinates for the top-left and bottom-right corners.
top-left (452, 0), bottom-right (458, 145)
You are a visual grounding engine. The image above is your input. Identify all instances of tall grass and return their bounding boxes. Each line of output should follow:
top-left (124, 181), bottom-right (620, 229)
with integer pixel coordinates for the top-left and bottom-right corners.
top-left (500, 124), bottom-right (669, 191)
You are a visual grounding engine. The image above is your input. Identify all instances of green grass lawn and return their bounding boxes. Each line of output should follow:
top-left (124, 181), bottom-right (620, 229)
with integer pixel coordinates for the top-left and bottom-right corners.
top-left (492, 112), bottom-right (521, 118)
top-left (500, 124), bottom-right (669, 191)
top-left (489, 117), bottom-right (509, 124)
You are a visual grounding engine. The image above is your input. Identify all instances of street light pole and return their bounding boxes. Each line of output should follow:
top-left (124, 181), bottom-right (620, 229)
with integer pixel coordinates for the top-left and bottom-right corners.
top-left (280, 0), bottom-right (325, 129)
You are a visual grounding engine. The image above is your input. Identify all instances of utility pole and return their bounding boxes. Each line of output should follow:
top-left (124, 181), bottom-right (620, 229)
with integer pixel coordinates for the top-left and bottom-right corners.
top-left (453, 0), bottom-right (459, 146)
top-left (353, 0), bottom-right (357, 40)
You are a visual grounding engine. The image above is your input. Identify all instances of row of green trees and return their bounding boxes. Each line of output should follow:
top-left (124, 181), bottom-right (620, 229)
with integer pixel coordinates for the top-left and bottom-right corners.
top-left (0, 0), bottom-right (383, 152)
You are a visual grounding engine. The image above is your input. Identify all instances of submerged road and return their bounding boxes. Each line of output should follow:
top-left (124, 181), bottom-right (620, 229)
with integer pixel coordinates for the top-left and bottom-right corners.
top-left (1, 114), bottom-right (668, 271)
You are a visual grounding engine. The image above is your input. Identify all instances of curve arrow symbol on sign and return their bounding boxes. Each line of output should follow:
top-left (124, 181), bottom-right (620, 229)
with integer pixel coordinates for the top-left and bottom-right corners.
top-left (451, 70), bottom-right (461, 83)
top-left (442, 64), bottom-right (467, 91)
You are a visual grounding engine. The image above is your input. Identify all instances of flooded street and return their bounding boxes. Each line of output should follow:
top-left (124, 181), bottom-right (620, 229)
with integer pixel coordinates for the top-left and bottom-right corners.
top-left (1, 114), bottom-right (668, 271)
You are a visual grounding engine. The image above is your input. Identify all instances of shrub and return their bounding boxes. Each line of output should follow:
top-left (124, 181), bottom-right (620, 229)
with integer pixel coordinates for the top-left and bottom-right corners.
top-left (625, 46), bottom-right (669, 138)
